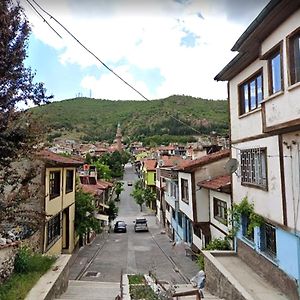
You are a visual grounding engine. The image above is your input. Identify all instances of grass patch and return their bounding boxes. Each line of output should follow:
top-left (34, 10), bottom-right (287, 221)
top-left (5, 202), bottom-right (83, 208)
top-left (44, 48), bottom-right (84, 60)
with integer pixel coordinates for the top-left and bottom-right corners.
top-left (130, 285), bottom-right (159, 300)
top-left (0, 247), bottom-right (56, 300)
top-left (128, 274), bottom-right (145, 285)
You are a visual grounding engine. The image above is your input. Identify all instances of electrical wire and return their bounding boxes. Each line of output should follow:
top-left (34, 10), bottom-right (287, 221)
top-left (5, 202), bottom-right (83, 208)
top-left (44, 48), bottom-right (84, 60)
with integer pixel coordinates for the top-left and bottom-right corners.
top-left (23, 0), bottom-right (62, 39)
top-left (26, 0), bottom-right (149, 101)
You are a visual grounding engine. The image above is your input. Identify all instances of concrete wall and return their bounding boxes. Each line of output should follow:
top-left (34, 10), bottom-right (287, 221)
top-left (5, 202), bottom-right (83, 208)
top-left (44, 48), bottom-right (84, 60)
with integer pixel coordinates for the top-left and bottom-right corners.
top-left (25, 254), bottom-right (71, 300)
top-left (237, 239), bottom-right (299, 300)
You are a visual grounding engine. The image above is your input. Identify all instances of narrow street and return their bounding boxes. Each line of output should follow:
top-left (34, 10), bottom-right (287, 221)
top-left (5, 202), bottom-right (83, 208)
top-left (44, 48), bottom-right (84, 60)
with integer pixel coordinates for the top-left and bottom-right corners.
top-left (69, 163), bottom-right (199, 285)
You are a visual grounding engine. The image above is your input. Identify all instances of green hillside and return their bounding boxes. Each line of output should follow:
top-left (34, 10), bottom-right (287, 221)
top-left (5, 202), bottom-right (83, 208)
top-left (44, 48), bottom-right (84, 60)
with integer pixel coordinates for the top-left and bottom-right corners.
top-left (30, 95), bottom-right (228, 143)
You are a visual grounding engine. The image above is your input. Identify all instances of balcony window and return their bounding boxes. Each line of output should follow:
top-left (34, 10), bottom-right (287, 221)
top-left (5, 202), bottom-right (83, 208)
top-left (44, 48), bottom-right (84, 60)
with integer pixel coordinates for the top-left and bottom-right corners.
top-left (240, 148), bottom-right (267, 190)
top-left (288, 28), bottom-right (300, 85)
top-left (269, 50), bottom-right (283, 94)
top-left (49, 171), bottom-right (61, 199)
top-left (178, 211), bottom-right (183, 227)
top-left (260, 223), bottom-right (276, 259)
top-left (66, 170), bottom-right (74, 193)
top-left (213, 197), bottom-right (227, 225)
top-left (47, 214), bottom-right (61, 246)
top-left (241, 214), bottom-right (254, 242)
top-left (181, 179), bottom-right (189, 204)
top-left (239, 70), bottom-right (263, 115)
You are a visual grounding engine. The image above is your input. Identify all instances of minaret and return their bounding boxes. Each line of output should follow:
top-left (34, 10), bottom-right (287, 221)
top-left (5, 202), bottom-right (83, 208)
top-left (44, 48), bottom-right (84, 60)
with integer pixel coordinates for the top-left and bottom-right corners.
top-left (116, 122), bottom-right (122, 152)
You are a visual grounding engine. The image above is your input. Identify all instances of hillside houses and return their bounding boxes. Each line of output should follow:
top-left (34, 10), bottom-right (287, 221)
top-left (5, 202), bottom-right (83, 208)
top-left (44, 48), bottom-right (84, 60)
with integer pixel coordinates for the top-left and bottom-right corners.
top-left (215, 0), bottom-right (300, 298)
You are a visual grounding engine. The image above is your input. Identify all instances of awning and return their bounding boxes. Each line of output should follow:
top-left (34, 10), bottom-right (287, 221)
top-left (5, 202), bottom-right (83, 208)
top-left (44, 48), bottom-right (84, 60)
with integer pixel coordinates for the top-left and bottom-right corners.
top-left (95, 214), bottom-right (109, 222)
top-left (99, 203), bottom-right (109, 209)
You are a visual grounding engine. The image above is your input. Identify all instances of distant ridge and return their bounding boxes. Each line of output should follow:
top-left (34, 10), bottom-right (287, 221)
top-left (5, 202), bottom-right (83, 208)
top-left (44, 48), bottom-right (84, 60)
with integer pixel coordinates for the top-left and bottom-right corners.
top-left (30, 95), bottom-right (228, 143)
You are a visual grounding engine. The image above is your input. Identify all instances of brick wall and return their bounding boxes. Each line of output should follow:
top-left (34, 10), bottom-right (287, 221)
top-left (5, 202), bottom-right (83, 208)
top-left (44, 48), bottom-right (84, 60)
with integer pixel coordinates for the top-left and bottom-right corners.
top-left (237, 239), bottom-right (298, 300)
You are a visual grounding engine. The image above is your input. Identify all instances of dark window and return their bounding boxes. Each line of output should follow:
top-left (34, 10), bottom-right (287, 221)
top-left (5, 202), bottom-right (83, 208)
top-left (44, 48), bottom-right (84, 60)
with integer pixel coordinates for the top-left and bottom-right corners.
top-left (239, 71), bottom-right (263, 115)
top-left (50, 171), bottom-right (61, 199)
top-left (213, 198), bottom-right (227, 225)
top-left (242, 214), bottom-right (254, 242)
top-left (240, 148), bottom-right (267, 189)
top-left (178, 211), bottom-right (183, 227)
top-left (171, 182), bottom-right (177, 198)
top-left (47, 214), bottom-right (61, 246)
top-left (260, 223), bottom-right (277, 258)
top-left (166, 202), bottom-right (170, 211)
top-left (172, 208), bottom-right (176, 220)
top-left (154, 172), bottom-right (156, 182)
top-left (66, 170), bottom-right (74, 193)
top-left (269, 50), bottom-right (283, 94)
top-left (181, 179), bottom-right (189, 203)
top-left (288, 29), bottom-right (300, 85)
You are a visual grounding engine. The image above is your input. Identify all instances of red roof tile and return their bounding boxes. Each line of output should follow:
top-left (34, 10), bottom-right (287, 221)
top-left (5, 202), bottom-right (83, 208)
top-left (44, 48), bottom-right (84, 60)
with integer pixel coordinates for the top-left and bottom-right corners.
top-left (144, 159), bottom-right (157, 171)
top-left (37, 150), bottom-right (84, 166)
top-left (177, 149), bottom-right (230, 171)
top-left (197, 175), bottom-right (231, 192)
top-left (81, 184), bottom-right (104, 196)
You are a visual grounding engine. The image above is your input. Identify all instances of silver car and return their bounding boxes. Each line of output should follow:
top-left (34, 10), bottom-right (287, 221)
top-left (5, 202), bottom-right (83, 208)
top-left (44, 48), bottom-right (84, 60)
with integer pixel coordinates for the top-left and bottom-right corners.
top-left (134, 218), bottom-right (148, 232)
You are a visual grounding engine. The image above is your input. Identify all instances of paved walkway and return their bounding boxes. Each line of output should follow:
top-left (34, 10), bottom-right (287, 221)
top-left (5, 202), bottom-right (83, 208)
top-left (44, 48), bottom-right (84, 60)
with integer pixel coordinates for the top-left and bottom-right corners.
top-left (216, 255), bottom-right (288, 300)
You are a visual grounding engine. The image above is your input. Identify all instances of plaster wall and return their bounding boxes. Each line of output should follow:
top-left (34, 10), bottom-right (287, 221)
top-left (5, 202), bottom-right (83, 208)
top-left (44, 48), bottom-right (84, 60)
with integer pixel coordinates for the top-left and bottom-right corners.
top-left (232, 136), bottom-right (283, 224)
top-left (178, 172), bottom-right (193, 221)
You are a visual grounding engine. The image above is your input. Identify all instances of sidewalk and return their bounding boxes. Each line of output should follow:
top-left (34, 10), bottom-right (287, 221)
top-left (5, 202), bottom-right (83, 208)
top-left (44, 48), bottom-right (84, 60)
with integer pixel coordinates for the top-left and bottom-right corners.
top-left (69, 231), bottom-right (109, 280)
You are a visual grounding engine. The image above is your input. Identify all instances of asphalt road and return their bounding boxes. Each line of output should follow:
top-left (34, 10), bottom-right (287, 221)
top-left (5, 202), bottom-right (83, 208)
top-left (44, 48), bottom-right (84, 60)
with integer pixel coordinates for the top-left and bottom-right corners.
top-left (81, 163), bottom-right (186, 284)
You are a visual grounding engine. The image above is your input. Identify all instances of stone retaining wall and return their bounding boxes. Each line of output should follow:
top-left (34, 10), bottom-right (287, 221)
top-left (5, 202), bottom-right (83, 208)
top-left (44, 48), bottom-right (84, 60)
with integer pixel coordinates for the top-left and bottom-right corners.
top-left (202, 251), bottom-right (251, 300)
top-left (0, 243), bottom-right (19, 283)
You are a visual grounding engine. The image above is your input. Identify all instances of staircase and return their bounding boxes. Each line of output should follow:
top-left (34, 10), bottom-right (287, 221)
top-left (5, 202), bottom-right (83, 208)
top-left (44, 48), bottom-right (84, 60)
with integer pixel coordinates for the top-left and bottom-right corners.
top-left (56, 280), bottom-right (120, 300)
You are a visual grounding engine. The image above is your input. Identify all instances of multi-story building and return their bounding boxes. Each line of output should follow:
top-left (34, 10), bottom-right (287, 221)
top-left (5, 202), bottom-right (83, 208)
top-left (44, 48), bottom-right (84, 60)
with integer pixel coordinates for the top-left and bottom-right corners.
top-left (215, 0), bottom-right (300, 298)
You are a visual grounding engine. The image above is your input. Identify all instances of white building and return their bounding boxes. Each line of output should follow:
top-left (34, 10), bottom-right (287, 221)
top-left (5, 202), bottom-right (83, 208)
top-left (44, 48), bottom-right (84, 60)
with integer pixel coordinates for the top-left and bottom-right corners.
top-left (215, 1), bottom-right (300, 298)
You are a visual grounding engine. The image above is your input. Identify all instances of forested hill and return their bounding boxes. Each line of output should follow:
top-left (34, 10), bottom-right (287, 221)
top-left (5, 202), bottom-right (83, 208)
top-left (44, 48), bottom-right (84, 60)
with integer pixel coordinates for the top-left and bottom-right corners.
top-left (30, 95), bottom-right (228, 143)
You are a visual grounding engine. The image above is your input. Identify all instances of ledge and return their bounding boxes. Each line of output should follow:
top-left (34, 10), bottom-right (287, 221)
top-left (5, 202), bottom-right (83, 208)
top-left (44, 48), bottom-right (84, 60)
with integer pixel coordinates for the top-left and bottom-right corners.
top-left (25, 254), bottom-right (71, 300)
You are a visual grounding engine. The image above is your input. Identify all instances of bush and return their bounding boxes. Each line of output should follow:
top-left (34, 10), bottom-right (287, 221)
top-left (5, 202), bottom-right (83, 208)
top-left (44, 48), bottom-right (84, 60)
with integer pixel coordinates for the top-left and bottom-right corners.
top-left (204, 238), bottom-right (231, 251)
top-left (196, 253), bottom-right (205, 270)
top-left (14, 247), bottom-right (55, 274)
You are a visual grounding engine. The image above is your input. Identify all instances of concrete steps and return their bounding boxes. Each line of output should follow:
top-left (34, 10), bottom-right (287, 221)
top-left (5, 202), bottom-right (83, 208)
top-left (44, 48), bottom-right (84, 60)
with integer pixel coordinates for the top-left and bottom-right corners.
top-left (56, 280), bottom-right (120, 300)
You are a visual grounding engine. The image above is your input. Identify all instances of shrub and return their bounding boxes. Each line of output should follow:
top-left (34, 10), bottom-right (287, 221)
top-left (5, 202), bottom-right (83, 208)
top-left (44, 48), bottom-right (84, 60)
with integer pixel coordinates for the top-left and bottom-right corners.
top-left (204, 238), bottom-right (231, 251)
top-left (196, 253), bottom-right (205, 270)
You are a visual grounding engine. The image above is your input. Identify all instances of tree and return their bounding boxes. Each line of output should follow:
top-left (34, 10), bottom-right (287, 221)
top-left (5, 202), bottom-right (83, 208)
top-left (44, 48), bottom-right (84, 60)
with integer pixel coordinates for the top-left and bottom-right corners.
top-left (107, 200), bottom-right (118, 223)
top-left (75, 190), bottom-right (100, 244)
top-left (131, 187), bottom-right (145, 212)
top-left (143, 187), bottom-right (156, 208)
top-left (93, 160), bottom-right (112, 180)
top-left (114, 181), bottom-right (124, 201)
top-left (0, 1), bottom-right (51, 236)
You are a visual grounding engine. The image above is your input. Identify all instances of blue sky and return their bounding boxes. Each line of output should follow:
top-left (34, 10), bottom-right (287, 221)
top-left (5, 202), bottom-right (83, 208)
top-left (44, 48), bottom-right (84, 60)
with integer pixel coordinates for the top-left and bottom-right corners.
top-left (21, 0), bottom-right (269, 103)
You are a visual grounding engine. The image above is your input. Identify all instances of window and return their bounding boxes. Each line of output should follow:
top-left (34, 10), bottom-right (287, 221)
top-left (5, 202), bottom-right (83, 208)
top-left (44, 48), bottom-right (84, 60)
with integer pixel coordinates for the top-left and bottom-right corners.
top-left (172, 208), bottom-right (176, 220)
top-left (178, 211), bottom-right (183, 227)
top-left (166, 202), bottom-right (170, 211)
top-left (47, 214), bottom-right (61, 246)
top-left (171, 182), bottom-right (177, 198)
top-left (268, 50), bottom-right (283, 94)
top-left (242, 214), bottom-right (254, 242)
top-left (181, 179), bottom-right (189, 203)
top-left (260, 223), bottom-right (276, 258)
top-left (288, 28), bottom-right (300, 85)
top-left (213, 198), bottom-right (227, 225)
top-left (239, 70), bottom-right (263, 115)
top-left (154, 172), bottom-right (156, 182)
top-left (49, 171), bottom-right (61, 199)
top-left (66, 170), bottom-right (74, 193)
top-left (240, 148), bottom-right (267, 189)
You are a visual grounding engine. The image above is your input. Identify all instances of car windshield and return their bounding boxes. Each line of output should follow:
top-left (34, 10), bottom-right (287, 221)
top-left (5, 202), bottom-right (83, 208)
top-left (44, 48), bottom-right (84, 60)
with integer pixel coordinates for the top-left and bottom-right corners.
top-left (117, 221), bottom-right (126, 226)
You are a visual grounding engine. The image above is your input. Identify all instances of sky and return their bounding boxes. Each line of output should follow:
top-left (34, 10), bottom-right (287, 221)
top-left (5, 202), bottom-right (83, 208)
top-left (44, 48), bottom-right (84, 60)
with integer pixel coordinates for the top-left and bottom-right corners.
top-left (20, 0), bottom-right (270, 103)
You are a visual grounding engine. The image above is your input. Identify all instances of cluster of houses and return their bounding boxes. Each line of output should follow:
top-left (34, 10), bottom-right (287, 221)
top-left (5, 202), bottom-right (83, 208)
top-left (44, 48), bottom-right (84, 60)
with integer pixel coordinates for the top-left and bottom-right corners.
top-left (138, 1), bottom-right (300, 298)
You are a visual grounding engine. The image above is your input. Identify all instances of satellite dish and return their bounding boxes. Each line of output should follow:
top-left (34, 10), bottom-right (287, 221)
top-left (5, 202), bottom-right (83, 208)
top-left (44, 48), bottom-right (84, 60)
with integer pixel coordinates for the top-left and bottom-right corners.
top-left (225, 158), bottom-right (239, 174)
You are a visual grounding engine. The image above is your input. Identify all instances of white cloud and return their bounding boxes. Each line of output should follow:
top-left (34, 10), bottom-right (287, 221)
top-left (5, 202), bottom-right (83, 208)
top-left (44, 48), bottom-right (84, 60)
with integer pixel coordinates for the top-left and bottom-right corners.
top-left (20, 0), bottom-right (266, 101)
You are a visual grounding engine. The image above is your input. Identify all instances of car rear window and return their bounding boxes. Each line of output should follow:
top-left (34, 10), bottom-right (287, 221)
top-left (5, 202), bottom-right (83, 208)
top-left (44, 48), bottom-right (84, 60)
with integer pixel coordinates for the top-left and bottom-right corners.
top-left (136, 219), bottom-right (147, 224)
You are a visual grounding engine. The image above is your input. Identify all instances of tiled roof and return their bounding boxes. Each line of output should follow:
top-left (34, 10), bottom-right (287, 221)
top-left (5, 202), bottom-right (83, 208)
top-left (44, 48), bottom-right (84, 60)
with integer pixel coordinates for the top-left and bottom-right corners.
top-left (144, 159), bottom-right (157, 171)
top-left (197, 175), bottom-right (231, 192)
top-left (81, 184), bottom-right (104, 196)
top-left (97, 180), bottom-right (113, 189)
top-left (37, 150), bottom-right (84, 166)
top-left (161, 156), bottom-right (187, 168)
top-left (177, 149), bottom-right (230, 171)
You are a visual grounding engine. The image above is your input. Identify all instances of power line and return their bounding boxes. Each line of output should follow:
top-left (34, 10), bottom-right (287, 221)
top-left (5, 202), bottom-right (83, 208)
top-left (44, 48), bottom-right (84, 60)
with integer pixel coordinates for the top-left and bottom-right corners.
top-left (27, 0), bottom-right (149, 101)
top-left (24, 0), bottom-right (215, 137)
